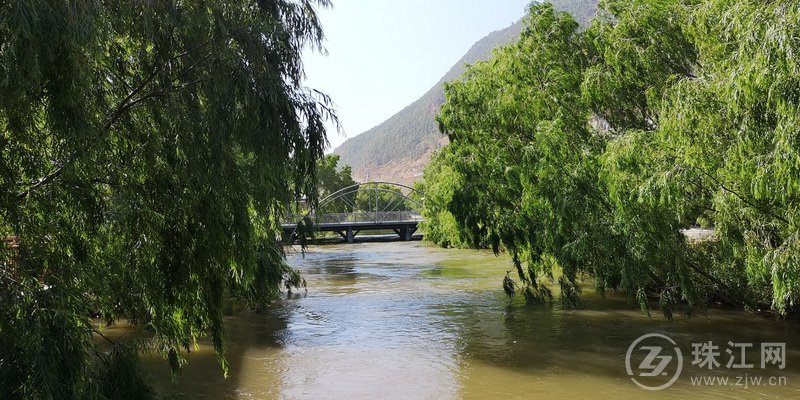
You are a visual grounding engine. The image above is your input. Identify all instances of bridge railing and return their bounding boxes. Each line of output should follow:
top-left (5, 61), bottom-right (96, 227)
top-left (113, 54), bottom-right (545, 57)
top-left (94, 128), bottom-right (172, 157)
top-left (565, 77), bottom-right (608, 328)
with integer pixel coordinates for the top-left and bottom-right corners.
top-left (283, 210), bottom-right (422, 225)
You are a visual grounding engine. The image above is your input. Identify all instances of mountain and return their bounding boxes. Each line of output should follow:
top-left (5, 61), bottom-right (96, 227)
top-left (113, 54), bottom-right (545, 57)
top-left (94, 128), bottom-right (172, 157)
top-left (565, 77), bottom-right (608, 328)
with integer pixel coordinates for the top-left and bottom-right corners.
top-left (333, 0), bottom-right (599, 185)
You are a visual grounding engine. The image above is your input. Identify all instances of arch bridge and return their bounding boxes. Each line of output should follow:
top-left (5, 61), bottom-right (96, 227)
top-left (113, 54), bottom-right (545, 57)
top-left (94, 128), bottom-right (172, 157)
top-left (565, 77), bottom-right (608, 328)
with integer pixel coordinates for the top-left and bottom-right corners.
top-left (282, 182), bottom-right (424, 243)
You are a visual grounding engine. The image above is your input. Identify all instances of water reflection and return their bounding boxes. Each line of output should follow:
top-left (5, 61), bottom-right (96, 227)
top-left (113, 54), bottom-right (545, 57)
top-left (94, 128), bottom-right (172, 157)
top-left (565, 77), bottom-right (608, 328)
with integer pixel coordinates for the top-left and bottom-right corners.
top-left (147, 242), bottom-right (800, 399)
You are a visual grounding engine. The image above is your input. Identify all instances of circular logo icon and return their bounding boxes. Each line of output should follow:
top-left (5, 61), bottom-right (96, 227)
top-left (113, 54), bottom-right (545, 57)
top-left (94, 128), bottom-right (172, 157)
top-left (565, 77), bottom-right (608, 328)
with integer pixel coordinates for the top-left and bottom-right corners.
top-left (625, 333), bottom-right (683, 390)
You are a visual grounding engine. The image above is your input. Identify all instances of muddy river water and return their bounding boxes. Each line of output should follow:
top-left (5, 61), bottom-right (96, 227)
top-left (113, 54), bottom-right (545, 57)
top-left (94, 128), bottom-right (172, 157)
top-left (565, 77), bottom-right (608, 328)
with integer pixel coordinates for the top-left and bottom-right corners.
top-left (145, 241), bottom-right (800, 399)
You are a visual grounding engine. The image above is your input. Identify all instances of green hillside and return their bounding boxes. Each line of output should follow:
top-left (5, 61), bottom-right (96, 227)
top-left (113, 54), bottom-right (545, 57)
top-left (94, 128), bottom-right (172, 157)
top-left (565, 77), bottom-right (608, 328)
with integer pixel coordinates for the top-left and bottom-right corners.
top-left (333, 0), bottom-right (598, 184)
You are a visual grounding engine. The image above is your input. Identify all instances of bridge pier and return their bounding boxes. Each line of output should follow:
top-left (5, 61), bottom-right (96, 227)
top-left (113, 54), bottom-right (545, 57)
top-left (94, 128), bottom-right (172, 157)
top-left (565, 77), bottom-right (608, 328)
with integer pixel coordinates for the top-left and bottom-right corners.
top-left (394, 226), bottom-right (417, 241)
top-left (335, 228), bottom-right (360, 243)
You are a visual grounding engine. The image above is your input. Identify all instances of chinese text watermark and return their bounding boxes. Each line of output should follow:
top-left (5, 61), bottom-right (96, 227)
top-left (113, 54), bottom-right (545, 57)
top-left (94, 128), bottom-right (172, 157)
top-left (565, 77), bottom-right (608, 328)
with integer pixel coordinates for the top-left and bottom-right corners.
top-left (626, 333), bottom-right (788, 390)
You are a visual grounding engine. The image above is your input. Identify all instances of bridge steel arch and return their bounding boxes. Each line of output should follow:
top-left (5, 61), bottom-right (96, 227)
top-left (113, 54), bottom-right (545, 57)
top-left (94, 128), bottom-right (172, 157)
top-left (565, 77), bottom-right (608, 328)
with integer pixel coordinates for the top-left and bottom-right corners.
top-left (282, 181), bottom-right (424, 243)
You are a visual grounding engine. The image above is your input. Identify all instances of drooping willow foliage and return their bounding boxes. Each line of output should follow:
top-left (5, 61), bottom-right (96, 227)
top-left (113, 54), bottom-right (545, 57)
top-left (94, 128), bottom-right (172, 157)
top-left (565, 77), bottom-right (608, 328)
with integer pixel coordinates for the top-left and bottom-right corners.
top-left (0, 1), bottom-right (334, 398)
top-left (420, 0), bottom-right (800, 316)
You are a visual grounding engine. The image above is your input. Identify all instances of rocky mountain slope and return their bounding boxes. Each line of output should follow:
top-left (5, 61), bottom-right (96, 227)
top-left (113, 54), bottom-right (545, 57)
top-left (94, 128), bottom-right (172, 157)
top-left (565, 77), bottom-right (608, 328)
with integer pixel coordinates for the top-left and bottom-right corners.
top-left (333, 0), bottom-right (598, 185)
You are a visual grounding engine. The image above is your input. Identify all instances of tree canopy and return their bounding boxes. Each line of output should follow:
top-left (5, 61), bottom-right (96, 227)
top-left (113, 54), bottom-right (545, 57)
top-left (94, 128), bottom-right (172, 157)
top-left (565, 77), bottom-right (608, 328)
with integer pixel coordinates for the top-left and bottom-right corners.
top-left (422, 0), bottom-right (800, 316)
top-left (316, 154), bottom-right (357, 199)
top-left (0, 1), bottom-right (334, 398)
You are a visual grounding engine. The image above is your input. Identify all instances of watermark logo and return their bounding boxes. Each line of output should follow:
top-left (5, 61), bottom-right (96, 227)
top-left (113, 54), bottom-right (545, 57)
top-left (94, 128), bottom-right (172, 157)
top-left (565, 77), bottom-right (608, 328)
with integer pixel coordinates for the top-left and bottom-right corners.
top-left (626, 334), bottom-right (788, 391)
top-left (626, 333), bottom-right (684, 390)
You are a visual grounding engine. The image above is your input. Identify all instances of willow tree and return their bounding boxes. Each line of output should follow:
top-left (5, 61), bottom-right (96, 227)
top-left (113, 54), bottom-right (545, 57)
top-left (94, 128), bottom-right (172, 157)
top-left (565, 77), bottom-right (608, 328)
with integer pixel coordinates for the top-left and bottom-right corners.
top-left (593, 0), bottom-right (800, 313)
top-left (430, 0), bottom-right (714, 313)
top-left (650, 0), bottom-right (800, 313)
top-left (417, 146), bottom-right (470, 248)
top-left (0, 1), bottom-right (334, 398)
top-left (427, 0), bottom-right (800, 317)
top-left (437, 3), bottom-right (603, 305)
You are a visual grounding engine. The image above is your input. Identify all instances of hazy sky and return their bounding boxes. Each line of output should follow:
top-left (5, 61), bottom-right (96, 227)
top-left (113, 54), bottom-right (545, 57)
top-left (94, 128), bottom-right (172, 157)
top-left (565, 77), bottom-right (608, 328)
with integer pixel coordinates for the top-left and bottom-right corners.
top-left (302, 0), bottom-right (531, 150)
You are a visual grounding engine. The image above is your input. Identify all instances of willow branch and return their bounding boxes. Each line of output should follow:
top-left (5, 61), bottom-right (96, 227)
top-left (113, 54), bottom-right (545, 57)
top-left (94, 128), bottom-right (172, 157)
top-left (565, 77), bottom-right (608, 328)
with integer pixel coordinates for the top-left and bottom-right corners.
top-left (691, 165), bottom-right (789, 225)
top-left (685, 260), bottom-right (744, 308)
top-left (16, 46), bottom-right (213, 201)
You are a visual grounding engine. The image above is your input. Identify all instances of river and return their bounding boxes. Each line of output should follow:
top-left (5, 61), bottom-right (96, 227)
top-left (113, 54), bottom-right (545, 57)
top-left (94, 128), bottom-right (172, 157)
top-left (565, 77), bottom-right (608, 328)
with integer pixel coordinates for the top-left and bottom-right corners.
top-left (145, 241), bottom-right (800, 399)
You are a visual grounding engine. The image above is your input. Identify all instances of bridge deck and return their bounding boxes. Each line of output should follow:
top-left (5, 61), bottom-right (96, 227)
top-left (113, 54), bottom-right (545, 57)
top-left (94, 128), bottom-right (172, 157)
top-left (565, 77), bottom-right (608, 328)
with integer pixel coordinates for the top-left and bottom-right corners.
top-left (281, 219), bottom-right (421, 243)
